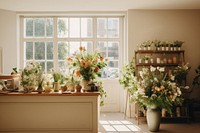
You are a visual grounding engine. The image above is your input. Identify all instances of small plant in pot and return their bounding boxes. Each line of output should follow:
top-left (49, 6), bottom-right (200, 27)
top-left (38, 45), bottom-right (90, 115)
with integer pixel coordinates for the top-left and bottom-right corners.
top-left (75, 80), bottom-right (82, 92)
top-left (37, 73), bottom-right (44, 94)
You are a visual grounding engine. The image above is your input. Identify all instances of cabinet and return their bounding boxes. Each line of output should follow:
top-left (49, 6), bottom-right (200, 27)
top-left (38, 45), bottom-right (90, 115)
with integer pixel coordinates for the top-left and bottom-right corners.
top-left (134, 50), bottom-right (190, 123)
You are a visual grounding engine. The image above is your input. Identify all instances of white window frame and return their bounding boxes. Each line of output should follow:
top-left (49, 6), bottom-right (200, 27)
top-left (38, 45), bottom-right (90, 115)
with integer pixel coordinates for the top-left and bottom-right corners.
top-left (20, 14), bottom-right (124, 79)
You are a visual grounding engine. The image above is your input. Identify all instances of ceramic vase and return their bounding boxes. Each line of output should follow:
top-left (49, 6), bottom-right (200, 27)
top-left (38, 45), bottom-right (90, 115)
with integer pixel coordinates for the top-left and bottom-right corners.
top-left (146, 107), bottom-right (161, 132)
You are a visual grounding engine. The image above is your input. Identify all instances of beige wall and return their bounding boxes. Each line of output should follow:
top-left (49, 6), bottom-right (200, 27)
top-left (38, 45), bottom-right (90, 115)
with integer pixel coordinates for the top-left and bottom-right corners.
top-left (0, 9), bottom-right (17, 74)
top-left (127, 9), bottom-right (200, 88)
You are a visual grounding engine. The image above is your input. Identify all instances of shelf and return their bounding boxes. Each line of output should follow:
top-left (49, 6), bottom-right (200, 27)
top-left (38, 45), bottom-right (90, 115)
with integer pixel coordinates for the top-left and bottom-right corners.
top-left (135, 50), bottom-right (184, 54)
top-left (136, 63), bottom-right (179, 67)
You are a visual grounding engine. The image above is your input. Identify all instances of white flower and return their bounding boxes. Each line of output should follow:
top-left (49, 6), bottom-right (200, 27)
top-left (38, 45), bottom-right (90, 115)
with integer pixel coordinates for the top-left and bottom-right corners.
top-left (170, 75), bottom-right (175, 81)
top-left (158, 67), bottom-right (165, 72)
top-left (184, 86), bottom-right (190, 89)
top-left (150, 66), bottom-right (156, 72)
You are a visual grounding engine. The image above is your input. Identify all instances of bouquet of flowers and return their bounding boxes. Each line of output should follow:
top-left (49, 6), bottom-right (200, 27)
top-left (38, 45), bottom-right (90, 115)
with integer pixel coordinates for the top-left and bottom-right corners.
top-left (20, 61), bottom-right (42, 91)
top-left (67, 46), bottom-right (107, 81)
top-left (132, 66), bottom-right (183, 113)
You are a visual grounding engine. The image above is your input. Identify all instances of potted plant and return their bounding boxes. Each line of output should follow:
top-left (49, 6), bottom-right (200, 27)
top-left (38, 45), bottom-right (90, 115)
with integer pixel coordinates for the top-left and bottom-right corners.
top-left (173, 63), bottom-right (191, 85)
top-left (169, 42), bottom-right (174, 51)
top-left (131, 66), bottom-right (183, 132)
top-left (143, 55), bottom-right (150, 64)
top-left (74, 79), bottom-right (82, 92)
top-left (37, 73), bottom-right (44, 93)
top-left (66, 46), bottom-right (107, 91)
top-left (153, 40), bottom-right (161, 51)
top-left (173, 40), bottom-right (184, 51)
top-left (51, 70), bottom-right (62, 92)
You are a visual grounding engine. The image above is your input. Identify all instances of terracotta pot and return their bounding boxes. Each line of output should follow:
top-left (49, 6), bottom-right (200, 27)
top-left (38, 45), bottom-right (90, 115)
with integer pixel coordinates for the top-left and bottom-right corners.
top-left (76, 84), bottom-right (82, 92)
top-left (61, 86), bottom-right (68, 92)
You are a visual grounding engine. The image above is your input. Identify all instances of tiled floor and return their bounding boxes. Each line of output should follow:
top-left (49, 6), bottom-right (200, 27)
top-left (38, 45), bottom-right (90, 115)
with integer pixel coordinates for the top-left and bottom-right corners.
top-left (99, 112), bottom-right (200, 133)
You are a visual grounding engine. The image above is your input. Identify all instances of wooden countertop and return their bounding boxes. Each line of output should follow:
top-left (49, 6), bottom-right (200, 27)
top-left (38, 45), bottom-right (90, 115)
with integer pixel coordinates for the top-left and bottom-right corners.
top-left (0, 91), bottom-right (100, 96)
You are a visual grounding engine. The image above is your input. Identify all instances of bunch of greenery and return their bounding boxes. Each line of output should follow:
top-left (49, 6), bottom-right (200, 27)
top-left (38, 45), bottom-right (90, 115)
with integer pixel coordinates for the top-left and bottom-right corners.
top-left (193, 65), bottom-right (200, 86)
top-left (119, 61), bottom-right (137, 94)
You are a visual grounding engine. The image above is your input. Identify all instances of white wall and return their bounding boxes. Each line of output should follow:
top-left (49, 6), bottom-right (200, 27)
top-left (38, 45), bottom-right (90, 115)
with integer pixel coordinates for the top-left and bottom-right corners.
top-left (127, 9), bottom-right (200, 86)
top-left (0, 9), bottom-right (17, 74)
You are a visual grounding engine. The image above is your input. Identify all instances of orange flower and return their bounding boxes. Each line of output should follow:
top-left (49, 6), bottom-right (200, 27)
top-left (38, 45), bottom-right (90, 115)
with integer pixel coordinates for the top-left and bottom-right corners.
top-left (84, 63), bottom-right (88, 69)
top-left (160, 86), bottom-right (165, 90)
top-left (87, 60), bottom-right (91, 65)
top-left (67, 57), bottom-right (72, 61)
top-left (76, 70), bottom-right (81, 77)
top-left (94, 67), bottom-right (99, 72)
top-left (100, 56), bottom-right (104, 61)
top-left (79, 46), bottom-right (83, 51)
top-left (93, 57), bottom-right (98, 63)
top-left (80, 60), bottom-right (85, 67)
top-left (155, 86), bottom-right (160, 91)
top-left (170, 95), bottom-right (173, 99)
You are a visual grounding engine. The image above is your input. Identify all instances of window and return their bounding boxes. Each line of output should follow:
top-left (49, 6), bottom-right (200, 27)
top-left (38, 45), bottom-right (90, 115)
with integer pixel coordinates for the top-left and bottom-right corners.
top-left (21, 16), bottom-right (122, 78)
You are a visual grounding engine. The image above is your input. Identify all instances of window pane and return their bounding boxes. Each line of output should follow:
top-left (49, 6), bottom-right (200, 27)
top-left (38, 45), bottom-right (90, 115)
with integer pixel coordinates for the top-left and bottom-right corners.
top-left (34, 18), bottom-right (45, 37)
top-left (46, 18), bottom-right (53, 37)
top-left (107, 68), bottom-right (119, 78)
top-left (35, 42), bottom-right (45, 60)
top-left (81, 18), bottom-right (93, 38)
top-left (47, 62), bottom-right (53, 72)
top-left (58, 61), bottom-right (67, 71)
top-left (108, 42), bottom-right (119, 60)
top-left (108, 18), bottom-right (119, 38)
top-left (108, 61), bottom-right (118, 68)
top-left (81, 41), bottom-right (93, 54)
top-left (25, 42), bottom-right (33, 60)
top-left (69, 42), bottom-right (80, 56)
top-left (57, 18), bottom-right (68, 38)
top-left (58, 42), bottom-right (68, 60)
top-left (39, 62), bottom-right (45, 72)
top-left (97, 41), bottom-right (107, 58)
top-left (69, 18), bottom-right (80, 38)
top-left (97, 18), bottom-right (107, 38)
top-left (100, 68), bottom-right (107, 78)
top-left (25, 18), bottom-right (33, 37)
top-left (47, 42), bottom-right (53, 60)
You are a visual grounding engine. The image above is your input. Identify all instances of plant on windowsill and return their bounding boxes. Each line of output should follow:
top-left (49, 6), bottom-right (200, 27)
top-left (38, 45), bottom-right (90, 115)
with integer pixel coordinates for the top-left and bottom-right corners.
top-left (20, 61), bottom-right (42, 93)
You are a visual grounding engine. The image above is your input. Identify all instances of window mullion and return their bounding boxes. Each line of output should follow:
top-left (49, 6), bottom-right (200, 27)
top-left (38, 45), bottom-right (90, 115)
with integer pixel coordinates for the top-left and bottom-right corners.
top-left (53, 17), bottom-right (58, 71)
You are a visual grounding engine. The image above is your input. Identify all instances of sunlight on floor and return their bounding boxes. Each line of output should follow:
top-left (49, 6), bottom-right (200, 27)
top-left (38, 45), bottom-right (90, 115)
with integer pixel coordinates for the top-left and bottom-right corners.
top-left (99, 120), bottom-right (142, 132)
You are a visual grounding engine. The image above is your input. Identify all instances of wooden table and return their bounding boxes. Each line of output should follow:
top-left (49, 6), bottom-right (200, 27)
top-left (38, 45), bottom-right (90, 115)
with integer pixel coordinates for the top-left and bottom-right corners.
top-left (0, 92), bottom-right (100, 133)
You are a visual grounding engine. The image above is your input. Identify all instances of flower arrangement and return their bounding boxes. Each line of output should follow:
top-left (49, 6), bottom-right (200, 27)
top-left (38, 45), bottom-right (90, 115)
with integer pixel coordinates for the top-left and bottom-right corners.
top-left (173, 63), bottom-right (191, 84)
top-left (131, 66), bottom-right (183, 113)
top-left (20, 61), bottom-right (42, 90)
top-left (67, 46), bottom-right (107, 82)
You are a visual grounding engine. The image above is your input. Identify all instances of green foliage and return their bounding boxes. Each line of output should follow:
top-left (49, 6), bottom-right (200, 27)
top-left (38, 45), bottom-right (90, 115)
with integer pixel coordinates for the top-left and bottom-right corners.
top-left (119, 61), bottom-right (137, 94)
top-left (174, 63), bottom-right (190, 85)
top-left (96, 80), bottom-right (107, 106)
top-left (193, 65), bottom-right (200, 86)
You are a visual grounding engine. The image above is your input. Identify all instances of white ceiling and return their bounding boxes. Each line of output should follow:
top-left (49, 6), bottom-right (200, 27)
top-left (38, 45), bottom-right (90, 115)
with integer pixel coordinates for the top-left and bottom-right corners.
top-left (0, 0), bottom-right (200, 12)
